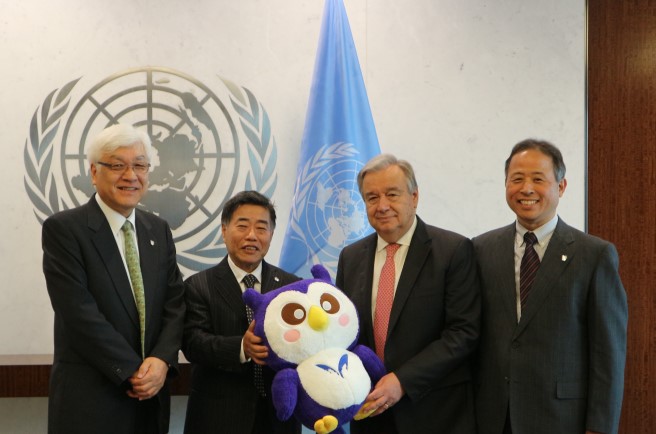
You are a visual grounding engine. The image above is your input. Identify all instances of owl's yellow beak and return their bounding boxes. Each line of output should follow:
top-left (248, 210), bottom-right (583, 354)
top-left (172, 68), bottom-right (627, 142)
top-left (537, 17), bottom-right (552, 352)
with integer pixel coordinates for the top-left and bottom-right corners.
top-left (308, 305), bottom-right (329, 331)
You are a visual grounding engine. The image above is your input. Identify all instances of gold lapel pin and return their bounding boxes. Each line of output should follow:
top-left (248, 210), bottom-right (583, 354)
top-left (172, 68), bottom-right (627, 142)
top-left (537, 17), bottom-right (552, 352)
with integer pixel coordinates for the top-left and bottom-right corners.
top-left (150, 240), bottom-right (155, 246)
top-left (561, 255), bottom-right (567, 262)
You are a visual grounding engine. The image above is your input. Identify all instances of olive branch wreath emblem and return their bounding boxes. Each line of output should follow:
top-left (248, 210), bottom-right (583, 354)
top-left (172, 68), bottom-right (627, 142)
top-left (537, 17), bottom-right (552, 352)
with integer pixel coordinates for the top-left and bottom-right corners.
top-left (222, 78), bottom-right (277, 198)
top-left (23, 73), bottom-right (278, 273)
top-left (180, 78), bottom-right (279, 271)
top-left (23, 78), bottom-right (80, 224)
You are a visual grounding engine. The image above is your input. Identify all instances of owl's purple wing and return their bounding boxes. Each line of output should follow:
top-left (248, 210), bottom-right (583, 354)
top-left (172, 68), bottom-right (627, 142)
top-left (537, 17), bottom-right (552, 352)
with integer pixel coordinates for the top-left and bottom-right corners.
top-left (352, 345), bottom-right (386, 385)
top-left (271, 368), bottom-right (300, 421)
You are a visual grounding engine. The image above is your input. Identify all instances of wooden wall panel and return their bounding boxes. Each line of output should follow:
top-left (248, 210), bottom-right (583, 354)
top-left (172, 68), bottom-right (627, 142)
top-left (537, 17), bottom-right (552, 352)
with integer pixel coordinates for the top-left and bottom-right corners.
top-left (588, 1), bottom-right (656, 432)
top-left (0, 356), bottom-right (190, 397)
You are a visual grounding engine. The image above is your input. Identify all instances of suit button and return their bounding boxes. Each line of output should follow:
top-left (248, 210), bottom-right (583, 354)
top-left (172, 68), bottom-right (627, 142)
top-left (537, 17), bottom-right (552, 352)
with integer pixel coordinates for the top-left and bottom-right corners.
top-left (504, 376), bottom-right (510, 383)
top-left (511, 341), bottom-right (520, 349)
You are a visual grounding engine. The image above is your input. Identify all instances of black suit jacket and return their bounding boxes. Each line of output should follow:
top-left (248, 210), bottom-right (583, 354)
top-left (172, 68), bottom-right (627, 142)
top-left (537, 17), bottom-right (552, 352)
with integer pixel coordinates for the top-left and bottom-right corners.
top-left (336, 217), bottom-right (480, 434)
top-left (182, 257), bottom-right (301, 434)
top-left (473, 219), bottom-right (628, 434)
top-left (42, 196), bottom-right (185, 434)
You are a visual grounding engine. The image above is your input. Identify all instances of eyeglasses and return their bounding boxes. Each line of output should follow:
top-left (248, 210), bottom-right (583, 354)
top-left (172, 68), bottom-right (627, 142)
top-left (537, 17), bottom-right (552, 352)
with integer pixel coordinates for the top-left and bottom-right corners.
top-left (96, 161), bottom-right (151, 174)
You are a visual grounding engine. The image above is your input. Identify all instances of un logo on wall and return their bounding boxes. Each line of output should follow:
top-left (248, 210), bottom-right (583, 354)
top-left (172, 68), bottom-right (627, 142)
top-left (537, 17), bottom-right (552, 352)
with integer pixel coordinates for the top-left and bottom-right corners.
top-left (24, 67), bottom-right (278, 274)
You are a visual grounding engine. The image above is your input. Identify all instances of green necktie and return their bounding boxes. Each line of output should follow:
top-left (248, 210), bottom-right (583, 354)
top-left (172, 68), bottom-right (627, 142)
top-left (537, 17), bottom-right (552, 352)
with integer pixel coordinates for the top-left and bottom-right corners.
top-left (122, 220), bottom-right (145, 359)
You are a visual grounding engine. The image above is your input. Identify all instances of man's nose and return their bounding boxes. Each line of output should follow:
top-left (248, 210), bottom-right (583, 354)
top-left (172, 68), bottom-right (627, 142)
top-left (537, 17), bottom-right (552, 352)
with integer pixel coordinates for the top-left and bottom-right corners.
top-left (520, 181), bottom-right (534, 194)
top-left (121, 166), bottom-right (138, 179)
top-left (377, 195), bottom-right (391, 210)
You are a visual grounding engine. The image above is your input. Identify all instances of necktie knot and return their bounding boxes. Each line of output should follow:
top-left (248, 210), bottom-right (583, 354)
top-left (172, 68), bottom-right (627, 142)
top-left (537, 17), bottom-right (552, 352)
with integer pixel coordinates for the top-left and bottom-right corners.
top-left (122, 220), bottom-right (133, 234)
top-left (385, 243), bottom-right (400, 258)
top-left (242, 274), bottom-right (258, 289)
top-left (524, 231), bottom-right (538, 247)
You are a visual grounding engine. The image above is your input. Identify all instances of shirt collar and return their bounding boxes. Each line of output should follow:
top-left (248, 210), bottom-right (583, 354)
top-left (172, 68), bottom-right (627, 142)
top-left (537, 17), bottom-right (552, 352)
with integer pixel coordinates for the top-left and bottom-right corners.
top-left (227, 255), bottom-right (263, 285)
top-left (515, 214), bottom-right (559, 246)
top-left (376, 216), bottom-right (418, 253)
top-left (95, 194), bottom-right (136, 235)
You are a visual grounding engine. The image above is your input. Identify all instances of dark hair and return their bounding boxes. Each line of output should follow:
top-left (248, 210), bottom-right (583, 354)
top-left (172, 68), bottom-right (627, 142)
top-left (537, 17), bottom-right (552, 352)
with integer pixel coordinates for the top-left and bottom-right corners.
top-left (357, 153), bottom-right (418, 196)
top-left (504, 138), bottom-right (566, 182)
top-left (221, 191), bottom-right (277, 229)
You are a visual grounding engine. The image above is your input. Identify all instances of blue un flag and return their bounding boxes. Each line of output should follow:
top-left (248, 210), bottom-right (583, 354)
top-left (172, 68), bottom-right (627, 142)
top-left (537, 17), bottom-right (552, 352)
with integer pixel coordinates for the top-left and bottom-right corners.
top-left (279, 0), bottom-right (381, 280)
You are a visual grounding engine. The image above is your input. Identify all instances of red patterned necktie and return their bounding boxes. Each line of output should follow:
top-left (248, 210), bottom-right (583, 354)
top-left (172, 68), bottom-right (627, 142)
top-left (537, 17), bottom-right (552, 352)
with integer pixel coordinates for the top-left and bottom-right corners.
top-left (373, 243), bottom-right (400, 360)
top-left (520, 232), bottom-right (540, 310)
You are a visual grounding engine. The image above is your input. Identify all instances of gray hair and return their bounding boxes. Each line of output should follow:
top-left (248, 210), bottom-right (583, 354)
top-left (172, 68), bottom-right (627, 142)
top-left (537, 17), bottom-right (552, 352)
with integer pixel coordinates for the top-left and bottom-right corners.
top-left (86, 124), bottom-right (153, 164)
top-left (357, 153), bottom-right (418, 196)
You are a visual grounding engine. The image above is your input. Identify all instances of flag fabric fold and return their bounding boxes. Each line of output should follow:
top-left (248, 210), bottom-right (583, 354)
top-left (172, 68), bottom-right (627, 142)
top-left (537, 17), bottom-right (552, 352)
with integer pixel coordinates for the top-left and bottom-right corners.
top-left (279, 0), bottom-right (381, 279)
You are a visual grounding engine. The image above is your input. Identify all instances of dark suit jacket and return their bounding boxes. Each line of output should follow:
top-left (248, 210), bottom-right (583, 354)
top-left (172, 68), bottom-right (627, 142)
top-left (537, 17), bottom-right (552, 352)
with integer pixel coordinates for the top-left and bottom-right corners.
top-left (336, 217), bottom-right (480, 434)
top-left (182, 257), bottom-right (301, 434)
top-left (42, 196), bottom-right (185, 434)
top-left (473, 218), bottom-right (628, 434)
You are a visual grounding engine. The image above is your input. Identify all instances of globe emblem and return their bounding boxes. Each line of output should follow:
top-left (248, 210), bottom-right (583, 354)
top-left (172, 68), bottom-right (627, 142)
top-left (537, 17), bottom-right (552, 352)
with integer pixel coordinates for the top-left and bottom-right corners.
top-left (58, 67), bottom-right (240, 243)
top-left (304, 159), bottom-right (371, 262)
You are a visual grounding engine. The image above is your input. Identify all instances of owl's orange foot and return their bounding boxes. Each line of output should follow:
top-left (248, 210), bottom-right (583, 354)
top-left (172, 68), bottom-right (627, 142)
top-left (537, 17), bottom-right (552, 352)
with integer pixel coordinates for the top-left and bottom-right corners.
top-left (314, 415), bottom-right (339, 434)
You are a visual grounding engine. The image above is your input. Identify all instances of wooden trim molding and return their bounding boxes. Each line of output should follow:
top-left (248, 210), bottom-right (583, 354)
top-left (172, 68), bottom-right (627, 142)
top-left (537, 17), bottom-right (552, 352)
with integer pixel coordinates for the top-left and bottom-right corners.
top-left (0, 355), bottom-right (190, 397)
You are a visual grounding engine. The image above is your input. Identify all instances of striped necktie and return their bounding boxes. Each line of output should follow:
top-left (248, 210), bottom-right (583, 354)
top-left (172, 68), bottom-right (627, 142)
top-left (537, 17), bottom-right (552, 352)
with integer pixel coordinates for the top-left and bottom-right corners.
top-left (520, 231), bottom-right (540, 310)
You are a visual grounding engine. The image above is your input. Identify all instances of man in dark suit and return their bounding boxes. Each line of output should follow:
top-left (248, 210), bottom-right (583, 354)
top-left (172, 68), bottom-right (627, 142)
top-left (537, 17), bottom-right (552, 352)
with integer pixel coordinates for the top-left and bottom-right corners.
top-left (182, 190), bottom-right (301, 434)
top-left (335, 154), bottom-right (480, 434)
top-left (473, 139), bottom-right (628, 434)
top-left (42, 123), bottom-right (185, 434)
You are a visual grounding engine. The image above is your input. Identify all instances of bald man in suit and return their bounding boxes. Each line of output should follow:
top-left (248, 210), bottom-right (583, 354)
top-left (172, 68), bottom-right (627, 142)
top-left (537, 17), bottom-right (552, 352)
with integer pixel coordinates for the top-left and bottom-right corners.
top-left (473, 139), bottom-right (628, 434)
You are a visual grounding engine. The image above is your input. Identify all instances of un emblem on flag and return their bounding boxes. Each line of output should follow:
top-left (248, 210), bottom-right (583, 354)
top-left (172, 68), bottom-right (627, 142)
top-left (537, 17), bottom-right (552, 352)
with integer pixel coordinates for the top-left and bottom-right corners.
top-left (23, 66), bottom-right (278, 273)
top-left (288, 143), bottom-right (372, 274)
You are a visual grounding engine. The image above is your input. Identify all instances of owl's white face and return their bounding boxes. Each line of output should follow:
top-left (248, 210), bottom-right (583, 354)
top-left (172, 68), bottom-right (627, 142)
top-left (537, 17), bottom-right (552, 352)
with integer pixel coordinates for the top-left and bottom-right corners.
top-left (263, 281), bottom-right (359, 365)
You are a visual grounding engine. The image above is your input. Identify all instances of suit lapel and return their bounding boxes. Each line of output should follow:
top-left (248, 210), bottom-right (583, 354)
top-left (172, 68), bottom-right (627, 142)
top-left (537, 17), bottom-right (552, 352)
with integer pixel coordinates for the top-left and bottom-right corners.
top-left (515, 219), bottom-right (576, 336)
top-left (260, 261), bottom-right (285, 294)
top-left (357, 236), bottom-right (377, 346)
top-left (87, 198), bottom-right (140, 329)
top-left (387, 219), bottom-right (430, 336)
top-left (495, 224), bottom-right (521, 323)
top-left (212, 258), bottom-right (248, 318)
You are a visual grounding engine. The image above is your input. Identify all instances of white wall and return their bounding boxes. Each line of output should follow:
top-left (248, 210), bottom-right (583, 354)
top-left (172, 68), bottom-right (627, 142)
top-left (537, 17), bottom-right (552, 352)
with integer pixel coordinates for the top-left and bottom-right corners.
top-left (0, 0), bottom-right (584, 355)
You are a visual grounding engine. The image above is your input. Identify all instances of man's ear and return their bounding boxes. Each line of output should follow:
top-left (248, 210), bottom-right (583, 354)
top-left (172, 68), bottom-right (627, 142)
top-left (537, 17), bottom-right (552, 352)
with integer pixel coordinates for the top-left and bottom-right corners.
top-left (558, 178), bottom-right (567, 197)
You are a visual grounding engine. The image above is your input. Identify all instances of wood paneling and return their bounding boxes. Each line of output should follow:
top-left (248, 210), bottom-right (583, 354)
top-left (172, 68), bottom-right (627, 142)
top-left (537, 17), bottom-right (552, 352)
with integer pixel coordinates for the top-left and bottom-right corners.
top-left (0, 355), bottom-right (190, 397)
top-left (587, 1), bottom-right (656, 432)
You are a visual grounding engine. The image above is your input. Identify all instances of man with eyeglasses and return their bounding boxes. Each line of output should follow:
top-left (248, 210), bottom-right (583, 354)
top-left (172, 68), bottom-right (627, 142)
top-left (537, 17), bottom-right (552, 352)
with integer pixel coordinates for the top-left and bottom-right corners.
top-left (42, 123), bottom-right (185, 434)
top-left (336, 154), bottom-right (480, 434)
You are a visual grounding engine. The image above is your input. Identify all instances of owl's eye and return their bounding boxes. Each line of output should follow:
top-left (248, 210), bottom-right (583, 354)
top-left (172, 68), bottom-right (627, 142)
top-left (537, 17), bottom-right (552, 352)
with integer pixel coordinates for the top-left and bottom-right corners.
top-left (281, 303), bottom-right (306, 325)
top-left (319, 293), bottom-right (340, 314)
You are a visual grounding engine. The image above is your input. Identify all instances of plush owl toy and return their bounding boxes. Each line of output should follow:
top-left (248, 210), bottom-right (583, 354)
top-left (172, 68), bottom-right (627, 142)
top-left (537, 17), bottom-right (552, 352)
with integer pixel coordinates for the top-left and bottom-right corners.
top-left (243, 264), bottom-right (386, 434)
